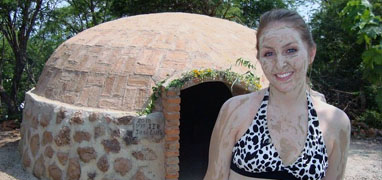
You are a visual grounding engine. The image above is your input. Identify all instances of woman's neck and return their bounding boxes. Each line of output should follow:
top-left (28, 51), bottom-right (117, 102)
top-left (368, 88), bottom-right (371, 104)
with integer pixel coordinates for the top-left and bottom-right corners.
top-left (268, 83), bottom-right (308, 109)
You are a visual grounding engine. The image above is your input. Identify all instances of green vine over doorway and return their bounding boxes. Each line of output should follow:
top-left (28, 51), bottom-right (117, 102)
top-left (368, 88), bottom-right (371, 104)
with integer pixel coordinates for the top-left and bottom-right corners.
top-left (138, 58), bottom-right (261, 115)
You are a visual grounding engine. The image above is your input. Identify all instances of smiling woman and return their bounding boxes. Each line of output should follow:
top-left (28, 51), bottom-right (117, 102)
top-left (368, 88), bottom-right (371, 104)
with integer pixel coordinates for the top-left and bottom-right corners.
top-left (204, 9), bottom-right (351, 180)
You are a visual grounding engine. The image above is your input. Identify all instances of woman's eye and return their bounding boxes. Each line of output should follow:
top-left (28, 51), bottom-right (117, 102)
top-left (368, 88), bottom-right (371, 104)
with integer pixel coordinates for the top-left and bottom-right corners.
top-left (287, 48), bottom-right (297, 53)
top-left (264, 52), bottom-right (273, 57)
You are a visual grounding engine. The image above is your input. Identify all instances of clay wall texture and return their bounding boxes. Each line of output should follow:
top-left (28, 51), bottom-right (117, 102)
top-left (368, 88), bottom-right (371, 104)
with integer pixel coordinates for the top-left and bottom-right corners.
top-left (31, 12), bottom-right (265, 112)
top-left (20, 12), bottom-right (266, 180)
top-left (21, 92), bottom-right (165, 180)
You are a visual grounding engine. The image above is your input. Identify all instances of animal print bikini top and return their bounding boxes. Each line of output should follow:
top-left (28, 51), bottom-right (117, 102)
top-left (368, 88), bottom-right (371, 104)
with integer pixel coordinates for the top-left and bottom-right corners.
top-left (230, 88), bottom-right (329, 180)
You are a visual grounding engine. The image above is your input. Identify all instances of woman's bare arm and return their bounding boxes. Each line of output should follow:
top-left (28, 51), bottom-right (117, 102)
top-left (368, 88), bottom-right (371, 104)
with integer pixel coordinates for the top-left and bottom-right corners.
top-left (323, 109), bottom-right (351, 180)
top-left (204, 99), bottom-right (239, 180)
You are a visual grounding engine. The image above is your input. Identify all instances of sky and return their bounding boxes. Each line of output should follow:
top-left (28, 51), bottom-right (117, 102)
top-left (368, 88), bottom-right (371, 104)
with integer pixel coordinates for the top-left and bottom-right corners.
top-left (296, 1), bottom-right (321, 23)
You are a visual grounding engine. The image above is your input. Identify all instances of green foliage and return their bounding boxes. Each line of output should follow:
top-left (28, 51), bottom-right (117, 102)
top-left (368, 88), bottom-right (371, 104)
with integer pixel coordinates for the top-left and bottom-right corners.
top-left (362, 45), bottom-right (382, 84)
top-left (110, 0), bottom-right (295, 27)
top-left (356, 110), bottom-right (382, 129)
top-left (4, 0), bottom-right (380, 130)
top-left (236, 57), bottom-right (255, 69)
top-left (240, 0), bottom-right (288, 27)
top-left (340, 0), bottom-right (382, 111)
top-left (138, 80), bottom-right (165, 116)
top-left (138, 59), bottom-right (262, 115)
top-left (0, 0), bottom-right (46, 120)
top-left (310, 0), bottom-right (367, 118)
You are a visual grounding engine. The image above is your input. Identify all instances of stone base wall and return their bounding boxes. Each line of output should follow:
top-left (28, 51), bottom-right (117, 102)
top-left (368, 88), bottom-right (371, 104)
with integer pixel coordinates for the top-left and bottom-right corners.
top-left (20, 90), bottom-right (165, 180)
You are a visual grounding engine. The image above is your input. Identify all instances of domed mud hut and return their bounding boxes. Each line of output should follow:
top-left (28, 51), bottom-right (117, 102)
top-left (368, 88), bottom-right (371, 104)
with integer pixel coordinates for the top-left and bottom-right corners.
top-left (19, 12), bottom-right (267, 180)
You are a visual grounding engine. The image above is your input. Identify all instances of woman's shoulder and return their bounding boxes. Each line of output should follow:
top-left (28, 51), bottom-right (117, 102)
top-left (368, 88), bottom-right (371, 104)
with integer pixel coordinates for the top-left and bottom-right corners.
top-left (216, 88), bottom-right (268, 132)
top-left (312, 95), bottom-right (351, 133)
top-left (223, 88), bottom-right (267, 109)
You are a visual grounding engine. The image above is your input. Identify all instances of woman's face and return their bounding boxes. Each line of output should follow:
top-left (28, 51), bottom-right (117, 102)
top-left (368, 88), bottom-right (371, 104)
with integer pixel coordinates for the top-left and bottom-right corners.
top-left (258, 22), bottom-right (315, 93)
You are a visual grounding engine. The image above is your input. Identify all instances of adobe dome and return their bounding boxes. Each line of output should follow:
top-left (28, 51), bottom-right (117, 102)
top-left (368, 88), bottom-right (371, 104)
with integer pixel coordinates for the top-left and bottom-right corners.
top-left (32, 12), bottom-right (266, 112)
top-left (20, 13), bottom-right (267, 180)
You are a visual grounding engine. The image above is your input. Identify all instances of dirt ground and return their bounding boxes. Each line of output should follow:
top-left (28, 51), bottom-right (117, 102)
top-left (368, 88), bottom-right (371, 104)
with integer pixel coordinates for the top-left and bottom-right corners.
top-left (0, 130), bottom-right (381, 180)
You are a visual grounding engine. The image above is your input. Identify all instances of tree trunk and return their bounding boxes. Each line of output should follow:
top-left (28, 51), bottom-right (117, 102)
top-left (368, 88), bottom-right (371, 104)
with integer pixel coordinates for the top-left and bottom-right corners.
top-left (0, 85), bottom-right (17, 116)
top-left (0, 0), bottom-right (43, 118)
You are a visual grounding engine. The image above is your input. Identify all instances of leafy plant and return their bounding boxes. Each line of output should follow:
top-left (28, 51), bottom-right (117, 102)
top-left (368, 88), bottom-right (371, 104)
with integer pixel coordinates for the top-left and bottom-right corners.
top-left (340, 0), bottom-right (382, 111)
top-left (138, 59), bottom-right (261, 115)
top-left (356, 110), bottom-right (382, 129)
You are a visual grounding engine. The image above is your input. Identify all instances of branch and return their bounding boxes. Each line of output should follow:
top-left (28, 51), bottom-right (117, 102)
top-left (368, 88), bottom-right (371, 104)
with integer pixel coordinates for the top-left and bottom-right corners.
top-left (0, 84), bottom-right (15, 114)
top-left (103, 0), bottom-right (109, 22)
top-left (222, 1), bottom-right (231, 19)
top-left (210, 0), bottom-right (223, 16)
top-left (0, 36), bottom-right (5, 83)
top-left (26, 0), bottom-right (43, 41)
top-left (225, 15), bottom-right (244, 24)
top-left (5, 13), bottom-right (17, 50)
top-left (25, 60), bottom-right (37, 85)
top-left (329, 88), bottom-right (359, 95)
top-left (89, 0), bottom-right (98, 26)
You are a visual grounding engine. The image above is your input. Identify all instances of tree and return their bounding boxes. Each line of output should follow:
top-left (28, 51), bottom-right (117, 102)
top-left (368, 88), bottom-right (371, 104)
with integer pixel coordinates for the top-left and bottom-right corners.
top-left (0, 0), bottom-right (44, 119)
top-left (52, 0), bottom-right (115, 35)
top-left (309, 0), bottom-right (381, 120)
top-left (309, 0), bottom-right (367, 118)
top-left (240, 0), bottom-right (287, 27)
top-left (340, 0), bottom-right (382, 111)
top-left (109, 0), bottom-right (290, 27)
top-left (0, 0), bottom-right (312, 122)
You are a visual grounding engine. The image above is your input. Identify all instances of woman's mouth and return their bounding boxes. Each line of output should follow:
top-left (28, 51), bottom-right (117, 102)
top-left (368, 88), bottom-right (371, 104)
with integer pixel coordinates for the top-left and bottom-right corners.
top-left (275, 72), bottom-right (293, 81)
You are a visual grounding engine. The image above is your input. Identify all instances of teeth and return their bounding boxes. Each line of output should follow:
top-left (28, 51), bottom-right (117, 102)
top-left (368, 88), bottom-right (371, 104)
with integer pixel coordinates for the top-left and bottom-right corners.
top-left (276, 72), bottom-right (292, 78)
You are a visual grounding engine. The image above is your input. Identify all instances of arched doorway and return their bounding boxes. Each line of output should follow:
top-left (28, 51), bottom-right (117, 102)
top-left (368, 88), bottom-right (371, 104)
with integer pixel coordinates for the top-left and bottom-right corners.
top-left (179, 82), bottom-right (232, 179)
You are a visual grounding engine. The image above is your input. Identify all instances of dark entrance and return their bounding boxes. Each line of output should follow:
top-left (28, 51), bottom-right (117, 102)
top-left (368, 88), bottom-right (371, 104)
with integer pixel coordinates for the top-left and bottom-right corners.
top-left (179, 82), bottom-right (232, 180)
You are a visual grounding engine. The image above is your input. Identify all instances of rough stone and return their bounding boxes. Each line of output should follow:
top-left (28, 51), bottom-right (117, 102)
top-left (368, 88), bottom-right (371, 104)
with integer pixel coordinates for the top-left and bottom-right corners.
top-left (48, 163), bottom-right (62, 180)
top-left (87, 172), bottom-right (96, 180)
top-left (56, 152), bottom-right (69, 166)
top-left (132, 148), bottom-right (157, 160)
top-left (113, 157), bottom-right (131, 176)
top-left (42, 131), bottom-right (53, 145)
top-left (30, 134), bottom-right (40, 157)
top-left (132, 168), bottom-right (151, 180)
top-left (94, 125), bottom-right (105, 139)
top-left (73, 131), bottom-right (91, 143)
top-left (101, 139), bottom-right (121, 153)
top-left (97, 154), bottom-right (109, 172)
top-left (110, 128), bottom-right (120, 138)
top-left (31, 116), bottom-right (39, 129)
top-left (104, 116), bottom-right (112, 123)
top-left (77, 146), bottom-right (97, 163)
top-left (20, 12), bottom-right (270, 180)
top-left (54, 126), bottom-right (71, 146)
top-left (33, 155), bottom-right (45, 178)
top-left (117, 115), bottom-right (134, 125)
top-left (27, 128), bottom-right (31, 141)
top-left (45, 146), bottom-right (54, 158)
top-left (22, 149), bottom-right (31, 168)
top-left (40, 114), bottom-right (50, 127)
top-left (23, 108), bottom-right (32, 123)
top-left (67, 158), bottom-right (81, 180)
top-left (56, 108), bottom-right (66, 124)
top-left (123, 130), bottom-right (138, 146)
top-left (70, 111), bottom-right (83, 124)
top-left (89, 113), bottom-right (97, 122)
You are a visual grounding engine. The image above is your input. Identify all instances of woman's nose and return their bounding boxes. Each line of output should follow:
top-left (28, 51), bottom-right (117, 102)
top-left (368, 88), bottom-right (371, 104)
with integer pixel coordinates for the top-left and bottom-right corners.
top-left (276, 55), bottom-right (287, 69)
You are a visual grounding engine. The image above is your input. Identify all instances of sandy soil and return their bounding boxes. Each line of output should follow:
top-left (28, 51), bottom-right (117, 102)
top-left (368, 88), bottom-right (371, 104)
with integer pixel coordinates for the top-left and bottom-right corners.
top-left (0, 130), bottom-right (381, 180)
